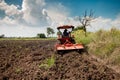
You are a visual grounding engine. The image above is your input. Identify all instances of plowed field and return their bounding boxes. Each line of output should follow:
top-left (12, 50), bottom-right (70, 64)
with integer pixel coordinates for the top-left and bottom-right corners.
top-left (0, 40), bottom-right (120, 80)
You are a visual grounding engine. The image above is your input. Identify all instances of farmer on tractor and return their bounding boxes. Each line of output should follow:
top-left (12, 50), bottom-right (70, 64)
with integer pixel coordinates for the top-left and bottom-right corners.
top-left (57, 25), bottom-right (75, 44)
top-left (63, 29), bottom-right (69, 37)
top-left (55, 25), bottom-right (84, 53)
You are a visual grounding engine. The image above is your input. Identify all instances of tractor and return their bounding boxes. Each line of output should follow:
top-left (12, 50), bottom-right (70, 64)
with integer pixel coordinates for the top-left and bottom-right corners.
top-left (55, 25), bottom-right (84, 54)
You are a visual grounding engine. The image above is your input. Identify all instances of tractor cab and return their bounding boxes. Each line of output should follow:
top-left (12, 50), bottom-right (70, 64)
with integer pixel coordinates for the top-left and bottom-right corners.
top-left (55, 25), bottom-right (84, 53)
top-left (57, 25), bottom-right (75, 44)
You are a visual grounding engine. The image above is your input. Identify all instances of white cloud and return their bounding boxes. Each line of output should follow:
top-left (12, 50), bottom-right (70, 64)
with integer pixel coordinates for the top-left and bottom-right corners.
top-left (68, 15), bottom-right (120, 32)
top-left (21, 0), bottom-right (49, 26)
top-left (87, 16), bottom-right (120, 31)
top-left (0, 0), bottom-right (51, 26)
top-left (111, 14), bottom-right (120, 28)
top-left (0, 0), bottom-right (22, 17)
top-left (46, 3), bottom-right (69, 27)
top-left (0, 0), bottom-right (69, 37)
top-left (0, 0), bottom-right (24, 25)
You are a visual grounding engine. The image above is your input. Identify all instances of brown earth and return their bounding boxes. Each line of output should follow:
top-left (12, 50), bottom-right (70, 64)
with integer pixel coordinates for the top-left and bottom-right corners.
top-left (0, 40), bottom-right (120, 80)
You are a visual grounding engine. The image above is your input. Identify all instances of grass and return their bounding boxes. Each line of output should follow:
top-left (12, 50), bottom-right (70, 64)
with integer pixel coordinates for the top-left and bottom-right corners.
top-left (39, 54), bottom-right (55, 69)
top-left (72, 30), bottom-right (93, 44)
top-left (73, 28), bottom-right (120, 67)
top-left (89, 28), bottom-right (120, 57)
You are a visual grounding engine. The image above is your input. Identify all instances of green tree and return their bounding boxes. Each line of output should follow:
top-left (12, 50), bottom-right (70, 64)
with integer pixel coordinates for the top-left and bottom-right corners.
top-left (0, 34), bottom-right (5, 38)
top-left (47, 27), bottom-right (55, 37)
top-left (37, 33), bottom-right (46, 38)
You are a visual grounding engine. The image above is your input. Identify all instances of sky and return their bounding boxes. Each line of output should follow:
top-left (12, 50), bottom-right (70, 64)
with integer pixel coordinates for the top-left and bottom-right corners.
top-left (0, 0), bottom-right (120, 37)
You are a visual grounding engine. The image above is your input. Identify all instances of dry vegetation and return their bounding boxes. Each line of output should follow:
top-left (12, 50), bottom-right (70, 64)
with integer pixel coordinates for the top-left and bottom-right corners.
top-left (73, 27), bottom-right (120, 73)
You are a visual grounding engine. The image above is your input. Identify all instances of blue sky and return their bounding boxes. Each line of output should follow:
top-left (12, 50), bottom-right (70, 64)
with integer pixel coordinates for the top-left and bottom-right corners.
top-left (47, 0), bottom-right (120, 19)
top-left (2, 0), bottom-right (120, 19)
top-left (4, 0), bottom-right (23, 6)
top-left (0, 0), bottom-right (120, 37)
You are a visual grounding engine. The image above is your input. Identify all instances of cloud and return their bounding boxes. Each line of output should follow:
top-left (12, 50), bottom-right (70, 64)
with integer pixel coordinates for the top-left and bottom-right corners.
top-left (111, 14), bottom-right (120, 28)
top-left (0, 0), bottom-right (52, 26)
top-left (46, 3), bottom-right (70, 27)
top-left (21, 0), bottom-right (50, 26)
top-left (0, 1), bottom-right (22, 16)
top-left (0, 0), bottom-right (24, 26)
top-left (87, 16), bottom-right (120, 31)
top-left (0, 0), bottom-right (69, 37)
top-left (68, 15), bottom-right (120, 32)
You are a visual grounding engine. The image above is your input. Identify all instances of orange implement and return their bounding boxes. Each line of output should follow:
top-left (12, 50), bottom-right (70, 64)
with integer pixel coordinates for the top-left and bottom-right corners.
top-left (55, 25), bottom-right (85, 53)
top-left (56, 43), bottom-right (84, 51)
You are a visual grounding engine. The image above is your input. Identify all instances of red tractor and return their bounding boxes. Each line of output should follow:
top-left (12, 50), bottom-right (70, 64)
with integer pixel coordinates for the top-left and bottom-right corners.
top-left (55, 25), bottom-right (84, 54)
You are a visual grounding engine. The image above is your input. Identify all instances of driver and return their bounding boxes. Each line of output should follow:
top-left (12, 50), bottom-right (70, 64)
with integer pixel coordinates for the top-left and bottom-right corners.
top-left (63, 29), bottom-right (69, 37)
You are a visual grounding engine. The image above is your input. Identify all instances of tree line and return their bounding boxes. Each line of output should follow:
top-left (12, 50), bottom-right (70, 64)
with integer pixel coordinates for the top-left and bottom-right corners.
top-left (0, 27), bottom-right (55, 38)
top-left (0, 34), bottom-right (5, 38)
top-left (37, 27), bottom-right (55, 38)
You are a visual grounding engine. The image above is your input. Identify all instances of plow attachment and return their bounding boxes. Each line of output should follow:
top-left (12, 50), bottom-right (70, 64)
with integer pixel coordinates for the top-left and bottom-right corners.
top-left (55, 43), bottom-right (84, 51)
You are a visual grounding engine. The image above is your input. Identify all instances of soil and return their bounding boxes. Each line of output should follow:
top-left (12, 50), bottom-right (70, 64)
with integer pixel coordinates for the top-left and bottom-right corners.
top-left (0, 40), bottom-right (120, 80)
